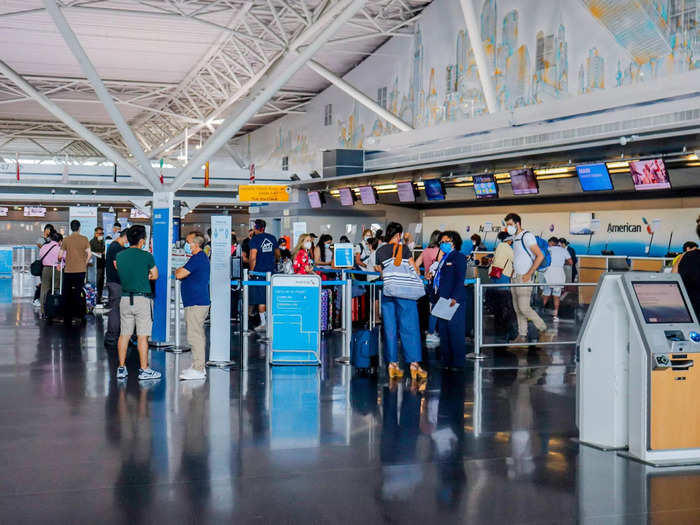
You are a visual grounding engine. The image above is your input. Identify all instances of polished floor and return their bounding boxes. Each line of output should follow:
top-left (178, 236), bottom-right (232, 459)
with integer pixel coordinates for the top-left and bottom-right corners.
top-left (2, 300), bottom-right (700, 524)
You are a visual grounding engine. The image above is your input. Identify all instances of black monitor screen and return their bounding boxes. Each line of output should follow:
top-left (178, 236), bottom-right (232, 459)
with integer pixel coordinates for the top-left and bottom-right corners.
top-left (632, 282), bottom-right (693, 324)
top-left (423, 179), bottom-right (445, 201)
top-left (576, 163), bottom-right (614, 191)
top-left (396, 182), bottom-right (416, 202)
top-left (510, 168), bottom-right (539, 195)
top-left (308, 191), bottom-right (322, 209)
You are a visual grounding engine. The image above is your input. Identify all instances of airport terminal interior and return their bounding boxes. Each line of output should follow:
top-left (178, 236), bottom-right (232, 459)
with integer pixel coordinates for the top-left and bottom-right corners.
top-left (2, 0), bottom-right (700, 523)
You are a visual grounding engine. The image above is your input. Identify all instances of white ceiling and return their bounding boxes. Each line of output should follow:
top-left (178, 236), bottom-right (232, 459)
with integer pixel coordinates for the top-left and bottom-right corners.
top-left (0, 0), bottom-right (432, 168)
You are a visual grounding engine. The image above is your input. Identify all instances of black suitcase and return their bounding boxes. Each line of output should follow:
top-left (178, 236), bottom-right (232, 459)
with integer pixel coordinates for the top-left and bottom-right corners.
top-left (44, 267), bottom-right (64, 320)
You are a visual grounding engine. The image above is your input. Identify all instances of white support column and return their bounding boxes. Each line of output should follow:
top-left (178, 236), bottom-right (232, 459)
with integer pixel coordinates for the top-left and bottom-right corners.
top-left (43, 0), bottom-right (162, 188)
top-left (0, 59), bottom-right (155, 191)
top-left (459, 0), bottom-right (498, 114)
top-left (306, 60), bottom-right (412, 132)
top-left (224, 144), bottom-right (247, 169)
top-left (168, 0), bottom-right (368, 192)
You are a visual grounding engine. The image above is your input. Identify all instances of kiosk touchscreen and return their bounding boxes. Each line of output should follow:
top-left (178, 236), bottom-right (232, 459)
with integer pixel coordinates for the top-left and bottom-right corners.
top-left (578, 272), bottom-right (700, 466)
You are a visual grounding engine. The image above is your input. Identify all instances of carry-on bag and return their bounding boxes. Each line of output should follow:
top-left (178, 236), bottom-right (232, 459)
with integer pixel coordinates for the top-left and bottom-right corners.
top-left (351, 326), bottom-right (379, 374)
top-left (44, 266), bottom-right (64, 320)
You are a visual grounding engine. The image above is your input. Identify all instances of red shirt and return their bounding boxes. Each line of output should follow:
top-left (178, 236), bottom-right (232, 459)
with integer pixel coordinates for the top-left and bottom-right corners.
top-left (293, 249), bottom-right (311, 274)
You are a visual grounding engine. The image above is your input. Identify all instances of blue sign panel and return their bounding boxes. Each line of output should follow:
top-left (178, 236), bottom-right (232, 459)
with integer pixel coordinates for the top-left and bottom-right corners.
top-left (576, 163), bottom-right (614, 191)
top-left (151, 207), bottom-right (170, 342)
top-left (270, 274), bottom-right (321, 365)
top-left (333, 243), bottom-right (354, 268)
top-left (0, 249), bottom-right (12, 277)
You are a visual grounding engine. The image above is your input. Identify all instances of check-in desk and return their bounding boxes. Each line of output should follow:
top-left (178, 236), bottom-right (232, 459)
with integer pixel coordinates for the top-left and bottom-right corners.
top-left (577, 272), bottom-right (700, 466)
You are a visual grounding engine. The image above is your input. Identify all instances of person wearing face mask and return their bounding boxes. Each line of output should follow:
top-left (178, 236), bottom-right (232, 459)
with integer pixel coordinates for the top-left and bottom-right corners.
top-left (355, 229), bottom-right (373, 272)
top-left (314, 234), bottom-right (333, 268)
top-left (375, 222), bottom-right (427, 381)
top-left (176, 231), bottom-right (211, 380)
top-left (503, 213), bottom-right (549, 344)
top-left (90, 226), bottom-right (106, 305)
top-left (434, 231), bottom-right (468, 370)
top-left (292, 234), bottom-right (314, 274)
top-left (470, 234), bottom-right (487, 252)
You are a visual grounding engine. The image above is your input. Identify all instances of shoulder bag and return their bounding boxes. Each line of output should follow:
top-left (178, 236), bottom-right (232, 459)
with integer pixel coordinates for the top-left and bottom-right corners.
top-left (30, 244), bottom-right (57, 277)
top-left (381, 244), bottom-right (425, 300)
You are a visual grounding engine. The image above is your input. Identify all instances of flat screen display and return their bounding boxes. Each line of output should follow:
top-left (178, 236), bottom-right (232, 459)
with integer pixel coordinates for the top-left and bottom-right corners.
top-left (510, 168), bottom-right (539, 195)
top-left (308, 191), bottom-right (322, 209)
top-left (358, 186), bottom-right (377, 205)
top-left (570, 212), bottom-right (594, 235)
top-left (396, 182), bottom-right (416, 202)
top-left (629, 159), bottom-right (671, 190)
top-left (338, 187), bottom-right (354, 206)
top-left (423, 179), bottom-right (445, 201)
top-left (576, 163), bottom-right (614, 191)
top-left (633, 282), bottom-right (693, 324)
top-left (472, 174), bottom-right (498, 199)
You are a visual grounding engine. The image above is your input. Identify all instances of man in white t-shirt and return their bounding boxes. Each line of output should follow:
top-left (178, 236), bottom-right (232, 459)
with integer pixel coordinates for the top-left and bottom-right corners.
top-left (542, 237), bottom-right (572, 322)
top-left (504, 213), bottom-right (549, 343)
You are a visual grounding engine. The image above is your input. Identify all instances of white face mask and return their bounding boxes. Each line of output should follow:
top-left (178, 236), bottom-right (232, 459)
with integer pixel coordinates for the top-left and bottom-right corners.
top-left (303, 241), bottom-right (311, 250)
top-left (506, 224), bottom-right (517, 236)
top-left (97, 235), bottom-right (103, 241)
top-left (408, 241), bottom-right (415, 250)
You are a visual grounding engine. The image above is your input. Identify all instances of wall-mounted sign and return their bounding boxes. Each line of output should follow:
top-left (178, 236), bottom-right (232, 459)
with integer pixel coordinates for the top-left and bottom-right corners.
top-left (0, 207), bottom-right (8, 216)
top-left (24, 206), bottom-right (46, 217)
top-left (238, 184), bottom-right (290, 202)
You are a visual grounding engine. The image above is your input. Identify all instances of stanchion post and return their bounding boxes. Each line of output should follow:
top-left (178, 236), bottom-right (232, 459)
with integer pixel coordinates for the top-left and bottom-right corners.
top-left (174, 279), bottom-right (181, 349)
top-left (265, 271), bottom-right (272, 341)
top-left (335, 277), bottom-right (352, 365)
top-left (467, 277), bottom-right (485, 360)
top-left (242, 269), bottom-right (250, 334)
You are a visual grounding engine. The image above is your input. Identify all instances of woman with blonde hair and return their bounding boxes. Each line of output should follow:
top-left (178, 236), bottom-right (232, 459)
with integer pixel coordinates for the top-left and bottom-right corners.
top-left (292, 234), bottom-right (314, 274)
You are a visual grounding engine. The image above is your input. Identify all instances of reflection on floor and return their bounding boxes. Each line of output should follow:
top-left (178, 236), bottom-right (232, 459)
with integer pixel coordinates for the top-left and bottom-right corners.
top-left (1, 299), bottom-right (700, 523)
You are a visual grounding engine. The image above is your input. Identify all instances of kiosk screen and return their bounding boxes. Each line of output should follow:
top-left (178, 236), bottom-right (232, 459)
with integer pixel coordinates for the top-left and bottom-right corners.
top-left (632, 282), bottom-right (693, 324)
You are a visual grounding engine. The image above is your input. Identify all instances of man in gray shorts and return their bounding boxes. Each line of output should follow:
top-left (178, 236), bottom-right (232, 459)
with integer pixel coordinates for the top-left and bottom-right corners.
top-left (115, 225), bottom-right (161, 381)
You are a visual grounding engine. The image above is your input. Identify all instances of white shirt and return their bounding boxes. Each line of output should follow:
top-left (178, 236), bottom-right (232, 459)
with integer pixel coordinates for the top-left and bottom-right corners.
top-left (548, 245), bottom-right (569, 269)
top-left (512, 230), bottom-right (538, 275)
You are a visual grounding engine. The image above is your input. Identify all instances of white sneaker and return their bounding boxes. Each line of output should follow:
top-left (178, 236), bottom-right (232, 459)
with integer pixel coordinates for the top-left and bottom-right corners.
top-left (425, 333), bottom-right (440, 345)
top-left (179, 367), bottom-right (206, 381)
top-left (32, 299), bottom-right (40, 307)
top-left (138, 367), bottom-right (162, 381)
top-left (254, 323), bottom-right (267, 332)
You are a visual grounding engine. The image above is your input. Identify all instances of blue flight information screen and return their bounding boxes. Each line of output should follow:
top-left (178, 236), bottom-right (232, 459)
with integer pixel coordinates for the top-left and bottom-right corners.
top-left (423, 179), bottom-right (445, 200)
top-left (576, 163), bottom-right (614, 191)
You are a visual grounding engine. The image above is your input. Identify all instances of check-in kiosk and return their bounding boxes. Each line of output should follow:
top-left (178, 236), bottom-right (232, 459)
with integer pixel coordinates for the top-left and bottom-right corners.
top-left (578, 272), bottom-right (700, 466)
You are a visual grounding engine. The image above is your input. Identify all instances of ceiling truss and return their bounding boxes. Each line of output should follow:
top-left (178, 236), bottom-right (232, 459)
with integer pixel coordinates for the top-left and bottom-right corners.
top-left (0, 0), bottom-right (430, 166)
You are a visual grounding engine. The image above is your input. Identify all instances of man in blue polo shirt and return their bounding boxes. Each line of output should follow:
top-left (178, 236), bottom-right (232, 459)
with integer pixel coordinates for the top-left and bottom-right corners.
top-left (249, 219), bottom-right (279, 332)
top-left (176, 231), bottom-right (211, 380)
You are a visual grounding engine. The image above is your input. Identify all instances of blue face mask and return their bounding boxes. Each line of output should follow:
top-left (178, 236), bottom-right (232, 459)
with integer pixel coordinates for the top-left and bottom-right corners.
top-left (184, 243), bottom-right (192, 255)
top-left (440, 242), bottom-right (453, 254)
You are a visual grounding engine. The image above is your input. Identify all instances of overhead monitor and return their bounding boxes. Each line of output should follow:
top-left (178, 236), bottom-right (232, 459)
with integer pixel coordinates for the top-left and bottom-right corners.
top-left (576, 163), bottom-right (614, 191)
top-left (629, 159), bottom-right (671, 190)
top-left (510, 168), bottom-right (539, 195)
top-left (338, 187), bottom-right (354, 206)
top-left (358, 186), bottom-right (377, 205)
top-left (472, 174), bottom-right (498, 199)
top-left (307, 191), bottom-right (323, 209)
top-left (632, 282), bottom-right (693, 324)
top-left (396, 182), bottom-right (416, 203)
top-left (423, 179), bottom-right (446, 201)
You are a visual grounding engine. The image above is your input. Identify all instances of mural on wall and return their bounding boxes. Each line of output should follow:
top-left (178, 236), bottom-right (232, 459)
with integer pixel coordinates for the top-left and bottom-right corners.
top-left (243, 0), bottom-right (700, 174)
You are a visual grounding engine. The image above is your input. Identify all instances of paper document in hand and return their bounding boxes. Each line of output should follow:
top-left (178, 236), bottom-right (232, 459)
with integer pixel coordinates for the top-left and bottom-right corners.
top-left (431, 297), bottom-right (460, 320)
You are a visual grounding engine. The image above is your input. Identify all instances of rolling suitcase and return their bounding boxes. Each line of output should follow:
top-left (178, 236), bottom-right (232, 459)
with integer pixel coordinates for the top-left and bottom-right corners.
top-left (351, 326), bottom-right (379, 374)
top-left (44, 267), bottom-right (64, 320)
top-left (321, 288), bottom-right (332, 332)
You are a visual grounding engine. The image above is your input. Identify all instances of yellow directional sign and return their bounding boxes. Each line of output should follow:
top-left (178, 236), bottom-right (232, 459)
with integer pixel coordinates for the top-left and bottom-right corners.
top-left (238, 185), bottom-right (290, 202)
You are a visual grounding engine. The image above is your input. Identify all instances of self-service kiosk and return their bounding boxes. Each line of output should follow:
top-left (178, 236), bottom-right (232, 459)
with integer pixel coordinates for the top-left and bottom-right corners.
top-left (578, 272), bottom-right (700, 466)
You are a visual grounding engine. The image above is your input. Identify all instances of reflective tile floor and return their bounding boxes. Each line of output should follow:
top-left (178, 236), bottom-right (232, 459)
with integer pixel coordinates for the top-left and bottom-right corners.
top-left (2, 300), bottom-right (700, 524)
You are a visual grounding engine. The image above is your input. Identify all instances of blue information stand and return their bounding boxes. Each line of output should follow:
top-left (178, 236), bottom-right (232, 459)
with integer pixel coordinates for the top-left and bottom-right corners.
top-left (269, 274), bottom-right (321, 365)
top-left (151, 207), bottom-right (170, 342)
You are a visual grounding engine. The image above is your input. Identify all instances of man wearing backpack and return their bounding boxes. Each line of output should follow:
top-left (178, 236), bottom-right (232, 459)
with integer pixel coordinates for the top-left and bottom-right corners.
top-left (504, 213), bottom-right (550, 343)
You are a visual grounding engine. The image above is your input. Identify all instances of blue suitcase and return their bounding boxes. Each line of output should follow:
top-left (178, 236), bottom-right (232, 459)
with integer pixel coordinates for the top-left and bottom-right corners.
top-left (351, 327), bottom-right (379, 374)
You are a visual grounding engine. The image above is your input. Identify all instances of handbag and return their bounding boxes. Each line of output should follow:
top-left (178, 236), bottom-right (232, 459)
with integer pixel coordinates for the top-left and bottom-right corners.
top-left (382, 244), bottom-right (425, 300)
top-left (489, 265), bottom-right (503, 279)
top-left (30, 244), bottom-right (57, 277)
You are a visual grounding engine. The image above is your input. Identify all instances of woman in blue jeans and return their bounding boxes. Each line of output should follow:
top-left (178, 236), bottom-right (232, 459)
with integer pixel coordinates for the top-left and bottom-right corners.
top-left (434, 231), bottom-right (468, 370)
top-left (376, 222), bottom-right (427, 381)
